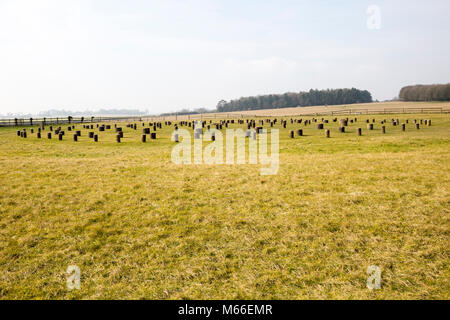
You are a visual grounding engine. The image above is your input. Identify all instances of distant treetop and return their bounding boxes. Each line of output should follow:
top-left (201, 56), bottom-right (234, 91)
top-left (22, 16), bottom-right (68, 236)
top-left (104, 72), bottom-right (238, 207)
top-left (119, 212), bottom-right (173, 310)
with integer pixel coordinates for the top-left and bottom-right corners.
top-left (399, 83), bottom-right (450, 101)
top-left (216, 88), bottom-right (373, 112)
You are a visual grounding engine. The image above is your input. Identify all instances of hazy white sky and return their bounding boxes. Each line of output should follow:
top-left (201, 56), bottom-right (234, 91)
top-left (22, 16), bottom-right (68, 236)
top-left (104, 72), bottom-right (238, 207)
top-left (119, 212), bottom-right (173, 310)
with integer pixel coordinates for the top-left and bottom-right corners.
top-left (0, 0), bottom-right (449, 114)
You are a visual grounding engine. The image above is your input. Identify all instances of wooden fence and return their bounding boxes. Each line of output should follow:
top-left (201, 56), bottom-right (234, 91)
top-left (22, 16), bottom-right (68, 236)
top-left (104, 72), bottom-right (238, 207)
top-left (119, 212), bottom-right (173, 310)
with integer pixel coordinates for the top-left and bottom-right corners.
top-left (226, 107), bottom-right (449, 119)
top-left (0, 116), bottom-right (145, 127)
top-left (1, 107), bottom-right (448, 127)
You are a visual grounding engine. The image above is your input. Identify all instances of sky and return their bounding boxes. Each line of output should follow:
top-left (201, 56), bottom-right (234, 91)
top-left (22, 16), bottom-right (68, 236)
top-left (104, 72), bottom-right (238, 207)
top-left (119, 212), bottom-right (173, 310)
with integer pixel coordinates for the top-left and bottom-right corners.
top-left (0, 0), bottom-right (449, 115)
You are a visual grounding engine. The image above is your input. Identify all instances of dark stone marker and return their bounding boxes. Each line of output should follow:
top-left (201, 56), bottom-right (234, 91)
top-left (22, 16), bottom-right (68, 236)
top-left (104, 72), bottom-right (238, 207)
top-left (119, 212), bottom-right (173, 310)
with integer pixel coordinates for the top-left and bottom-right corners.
top-left (73, 134), bottom-right (78, 142)
top-left (58, 133), bottom-right (63, 141)
top-left (116, 134), bottom-right (121, 143)
top-left (142, 134), bottom-right (146, 143)
top-left (402, 124), bottom-right (406, 131)
top-left (17, 130), bottom-right (20, 136)
top-left (416, 124), bottom-right (420, 130)
top-left (339, 126), bottom-right (345, 133)
top-left (316, 123), bottom-right (324, 130)
top-left (37, 132), bottom-right (41, 139)
top-left (151, 132), bottom-right (156, 139)
top-left (76, 131), bottom-right (81, 136)
top-left (289, 130), bottom-right (294, 138)
top-left (297, 129), bottom-right (303, 136)
top-left (94, 135), bottom-right (98, 142)
top-left (357, 128), bottom-right (362, 136)
top-left (325, 129), bottom-right (330, 138)
top-left (367, 124), bottom-right (374, 130)
top-left (89, 132), bottom-right (94, 138)
top-left (48, 133), bottom-right (52, 139)
top-left (382, 126), bottom-right (386, 134)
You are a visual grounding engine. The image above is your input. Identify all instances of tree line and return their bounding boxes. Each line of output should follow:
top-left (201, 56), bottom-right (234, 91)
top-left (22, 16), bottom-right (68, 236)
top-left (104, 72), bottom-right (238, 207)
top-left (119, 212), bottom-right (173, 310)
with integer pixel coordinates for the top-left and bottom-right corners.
top-left (160, 108), bottom-right (211, 117)
top-left (399, 84), bottom-right (450, 101)
top-left (216, 88), bottom-right (373, 112)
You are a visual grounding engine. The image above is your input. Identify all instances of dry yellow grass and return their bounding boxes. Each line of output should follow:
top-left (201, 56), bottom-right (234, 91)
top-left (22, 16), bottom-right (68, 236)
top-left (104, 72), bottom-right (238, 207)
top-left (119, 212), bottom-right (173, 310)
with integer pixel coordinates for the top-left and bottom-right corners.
top-left (0, 111), bottom-right (449, 299)
top-left (229, 101), bottom-right (450, 117)
top-left (158, 101), bottom-right (450, 121)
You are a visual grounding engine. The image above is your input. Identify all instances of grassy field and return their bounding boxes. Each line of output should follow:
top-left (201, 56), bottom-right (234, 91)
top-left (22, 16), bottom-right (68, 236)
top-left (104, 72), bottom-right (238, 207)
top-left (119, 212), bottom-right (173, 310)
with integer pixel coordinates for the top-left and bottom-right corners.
top-left (0, 111), bottom-right (449, 299)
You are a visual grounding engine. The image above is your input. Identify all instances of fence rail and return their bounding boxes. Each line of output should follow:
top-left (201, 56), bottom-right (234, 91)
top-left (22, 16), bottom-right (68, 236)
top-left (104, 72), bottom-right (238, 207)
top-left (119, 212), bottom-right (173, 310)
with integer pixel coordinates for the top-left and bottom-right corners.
top-left (1, 107), bottom-right (449, 126)
top-left (0, 116), bottom-right (146, 127)
top-left (225, 107), bottom-right (449, 118)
